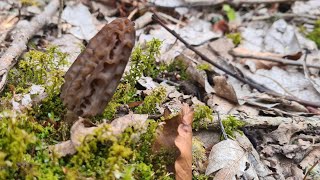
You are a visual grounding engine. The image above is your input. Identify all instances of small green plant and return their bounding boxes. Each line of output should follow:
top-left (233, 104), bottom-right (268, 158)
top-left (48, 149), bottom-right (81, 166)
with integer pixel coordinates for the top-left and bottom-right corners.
top-left (167, 58), bottom-right (189, 80)
top-left (125, 38), bottom-right (163, 86)
top-left (193, 105), bottom-right (213, 131)
top-left (196, 63), bottom-right (211, 71)
top-left (226, 33), bottom-right (242, 46)
top-left (0, 110), bottom-right (64, 179)
top-left (222, 115), bottom-right (245, 138)
top-left (95, 83), bottom-right (139, 120)
top-left (7, 46), bottom-right (68, 121)
top-left (307, 20), bottom-right (320, 48)
top-left (8, 46), bottom-right (68, 95)
top-left (223, 4), bottom-right (236, 21)
top-left (20, 0), bottom-right (39, 6)
top-left (136, 86), bottom-right (167, 114)
top-left (192, 138), bottom-right (206, 170)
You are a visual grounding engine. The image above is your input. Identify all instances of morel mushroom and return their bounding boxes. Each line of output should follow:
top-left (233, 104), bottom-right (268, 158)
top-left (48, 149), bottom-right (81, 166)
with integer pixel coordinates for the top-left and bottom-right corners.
top-left (61, 18), bottom-right (135, 118)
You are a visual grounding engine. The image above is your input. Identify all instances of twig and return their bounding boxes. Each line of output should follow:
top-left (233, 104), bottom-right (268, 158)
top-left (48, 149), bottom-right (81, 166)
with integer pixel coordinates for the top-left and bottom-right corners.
top-left (152, 13), bottom-right (320, 108)
top-left (229, 49), bottom-right (320, 69)
top-left (0, 0), bottom-right (60, 92)
top-left (218, 111), bottom-right (228, 140)
top-left (302, 49), bottom-right (320, 94)
top-left (303, 160), bottom-right (320, 180)
top-left (251, 13), bottom-right (318, 21)
top-left (148, 0), bottom-right (307, 8)
top-left (205, 114), bottom-right (320, 129)
top-left (155, 77), bottom-right (181, 87)
top-left (157, 12), bottom-right (187, 26)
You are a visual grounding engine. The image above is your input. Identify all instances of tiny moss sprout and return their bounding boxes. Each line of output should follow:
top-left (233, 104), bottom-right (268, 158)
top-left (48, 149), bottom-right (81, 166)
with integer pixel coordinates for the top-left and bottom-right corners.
top-left (20, 0), bottom-right (39, 6)
top-left (136, 86), bottom-right (167, 114)
top-left (125, 38), bottom-right (163, 86)
top-left (226, 33), bottom-right (242, 46)
top-left (193, 104), bottom-right (214, 131)
top-left (222, 115), bottom-right (245, 138)
top-left (192, 138), bottom-right (206, 168)
top-left (196, 63), bottom-right (211, 71)
top-left (167, 58), bottom-right (189, 80)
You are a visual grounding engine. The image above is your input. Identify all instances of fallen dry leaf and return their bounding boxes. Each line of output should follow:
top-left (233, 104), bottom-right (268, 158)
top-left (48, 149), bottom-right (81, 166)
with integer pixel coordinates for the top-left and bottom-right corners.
top-left (153, 103), bottom-right (194, 180)
top-left (175, 104), bottom-right (194, 180)
top-left (205, 139), bottom-right (252, 179)
top-left (213, 75), bottom-right (238, 104)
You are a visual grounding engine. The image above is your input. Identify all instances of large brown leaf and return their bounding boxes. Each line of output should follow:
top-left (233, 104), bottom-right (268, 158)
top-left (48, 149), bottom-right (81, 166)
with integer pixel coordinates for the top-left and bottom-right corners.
top-left (153, 103), bottom-right (194, 180)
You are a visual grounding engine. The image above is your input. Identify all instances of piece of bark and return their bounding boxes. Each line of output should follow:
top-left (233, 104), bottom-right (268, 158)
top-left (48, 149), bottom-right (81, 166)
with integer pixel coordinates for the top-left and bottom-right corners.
top-left (60, 18), bottom-right (135, 118)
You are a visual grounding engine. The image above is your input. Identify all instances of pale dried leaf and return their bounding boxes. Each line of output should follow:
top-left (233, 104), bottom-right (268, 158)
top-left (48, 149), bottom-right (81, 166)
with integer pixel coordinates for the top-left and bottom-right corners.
top-left (62, 3), bottom-right (98, 40)
top-left (175, 104), bottom-right (193, 180)
top-left (178, 18), bottom-right (221, 45)
top-left (51, 140), bottom-right (76, 158)
top-left (110, 113), bottom-right (148, 135)
top-left (267, 122), bottom-right (306, 145)
top-left (70, 117), bottom-right (97, 147)
top-left (205, 139), bottom-right (245, 176)
top-left (213, 76), bottom-right (238, 104)
top-left (264, 19), bottom-right (301, 56)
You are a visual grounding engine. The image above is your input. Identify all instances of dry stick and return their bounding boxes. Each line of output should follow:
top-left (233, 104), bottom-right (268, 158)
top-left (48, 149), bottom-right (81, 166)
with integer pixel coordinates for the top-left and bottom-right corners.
top-left (251, 13), bottom-right (318, 21)
top-left (0, 0), bottom-right (60, 92)
top-left (149, 0), bottom-right (307, 8)
top-left (302, 50), bottom-right (320, 93)
top-left (303, 160), bottom-right (320, 180)
top-left (229, 49), bottom-right (320, 69)
top-left (217, 112), bottom-right (228, 140)
top-left (152, 13), bottom-right (320, 108)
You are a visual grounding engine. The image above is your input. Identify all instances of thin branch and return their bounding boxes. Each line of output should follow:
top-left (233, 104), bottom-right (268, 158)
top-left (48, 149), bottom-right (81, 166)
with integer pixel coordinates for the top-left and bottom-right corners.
top-left (303, 160), bottom-right (320, 180)
top-left (302, 49), bottom-right (320, 94)
top-left (0, 0), bottom-right (60, 92)
top-left (251, 13), bottom-right (318, 21)
top-left (218, 111), bottom-right (228, 140)
top-left (229, 49), bottom-right (320, 69)
top-left (152, 13), bottom-right (320, 108)
top-left (148, 0), bottom-right (307, 8)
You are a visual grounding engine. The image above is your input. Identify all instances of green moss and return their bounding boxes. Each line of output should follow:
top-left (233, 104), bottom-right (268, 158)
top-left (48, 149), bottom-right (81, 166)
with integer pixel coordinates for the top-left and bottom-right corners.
top-left (226, 33), bottom-right (242, 46)
top-left (136, 86), bottom-right (167, 114)
top-left (8, 46), bottom-right (68, 95)
top-left (125, 38), bottom-right (163, 86)
top-left (94, 83), bottom-right (139, 121)
top-left (193, 105), bottom-right (213, 131)
top-left (193, 174), bottom-right (209, 180)
top-left (222, 115), bottom-right (245, 138)
top-left (0, 110), bottom-right (64, 179)
top-left (167, 58), bottom-right (189, 80)
top-left (6, 46), bottom-right (68, 121)
top-left (20, 0), bottom-right (39, 6)
top-left (307, 20), bottom-right (320, 48)
top-left (66, 120), bottom-right (173, 179)
top-left (196, 63), bottom-right (211, 71)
